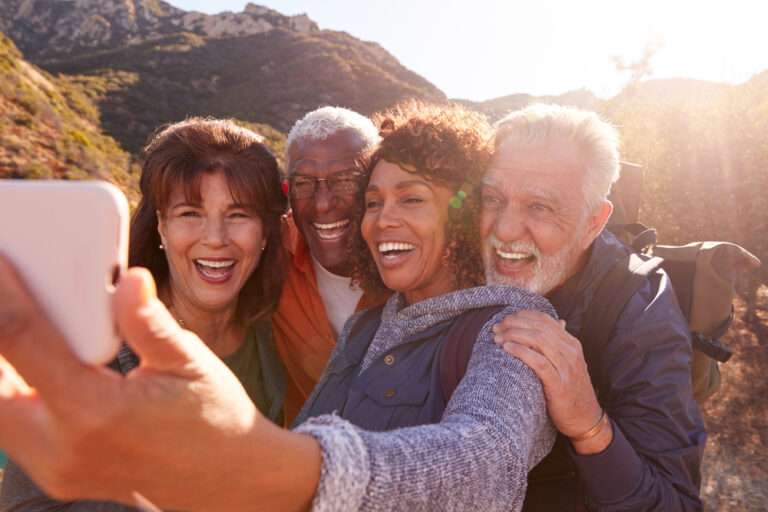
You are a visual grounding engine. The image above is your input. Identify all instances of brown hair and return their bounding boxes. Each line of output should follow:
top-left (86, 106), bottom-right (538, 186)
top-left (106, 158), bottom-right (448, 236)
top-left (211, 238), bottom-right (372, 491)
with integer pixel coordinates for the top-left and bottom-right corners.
top-left (348, 100), bottom-right (494, 297)
top-left (129, 117), bottom-right (287, 325)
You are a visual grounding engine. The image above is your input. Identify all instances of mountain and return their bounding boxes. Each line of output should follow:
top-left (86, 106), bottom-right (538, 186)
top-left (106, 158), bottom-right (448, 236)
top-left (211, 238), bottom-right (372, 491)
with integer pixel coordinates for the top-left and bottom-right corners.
top-left (0, 0), bottom-right (445, 154)
top-left (0, 32), bottom-right (139, 200)
top-left (459, 88), bottom-right (602, 122)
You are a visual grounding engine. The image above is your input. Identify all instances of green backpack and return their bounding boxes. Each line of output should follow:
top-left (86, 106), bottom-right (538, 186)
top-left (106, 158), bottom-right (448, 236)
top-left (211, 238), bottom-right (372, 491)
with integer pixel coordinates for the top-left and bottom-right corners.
top-left (586, 162), bottom-right (761, 404)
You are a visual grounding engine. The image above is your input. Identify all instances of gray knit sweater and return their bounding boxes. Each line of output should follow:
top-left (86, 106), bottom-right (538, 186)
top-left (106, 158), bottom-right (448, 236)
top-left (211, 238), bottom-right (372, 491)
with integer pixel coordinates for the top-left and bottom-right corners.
top-left (293, 285), bottom-right (557, 512)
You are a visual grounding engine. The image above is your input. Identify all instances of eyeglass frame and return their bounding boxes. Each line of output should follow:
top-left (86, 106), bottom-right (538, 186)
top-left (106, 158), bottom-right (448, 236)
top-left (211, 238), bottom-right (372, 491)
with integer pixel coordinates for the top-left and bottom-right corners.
top-left (282, 169), bottom-right (364, 199)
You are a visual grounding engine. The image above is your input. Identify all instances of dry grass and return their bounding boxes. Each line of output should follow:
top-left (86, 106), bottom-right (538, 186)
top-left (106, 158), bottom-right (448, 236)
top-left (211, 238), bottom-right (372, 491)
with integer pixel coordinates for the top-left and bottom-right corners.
top-left (700, 286), bottom-right (768, 511)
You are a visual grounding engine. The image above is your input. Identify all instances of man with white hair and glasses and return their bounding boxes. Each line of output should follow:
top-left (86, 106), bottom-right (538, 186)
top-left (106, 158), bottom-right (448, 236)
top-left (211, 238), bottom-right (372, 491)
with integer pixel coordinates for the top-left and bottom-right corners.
top-left (273, 106), bottom-right (381, 421)
top-left (484, 103), bottom-right (706, 511)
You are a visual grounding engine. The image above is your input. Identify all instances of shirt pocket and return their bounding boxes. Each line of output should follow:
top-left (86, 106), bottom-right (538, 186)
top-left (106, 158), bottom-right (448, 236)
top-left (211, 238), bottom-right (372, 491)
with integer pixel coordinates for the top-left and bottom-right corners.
top-left (349, 380), bottom-right (431, 431)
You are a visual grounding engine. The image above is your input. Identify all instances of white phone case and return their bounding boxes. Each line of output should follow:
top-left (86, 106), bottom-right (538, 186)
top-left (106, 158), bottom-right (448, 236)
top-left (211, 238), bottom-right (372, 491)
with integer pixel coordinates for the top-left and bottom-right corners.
top-left (0, 180), bottom-right (128, 365)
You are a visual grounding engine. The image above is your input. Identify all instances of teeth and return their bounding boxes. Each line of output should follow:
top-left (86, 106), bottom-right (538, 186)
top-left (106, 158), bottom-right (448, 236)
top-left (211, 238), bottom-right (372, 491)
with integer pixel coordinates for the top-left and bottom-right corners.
top-left (314, 219), bottom-right (350, 230)
top-left (495, 248), bottom-right (531, 260)
top-left (196, 259), bottom-right (235, 268)
top-left (379, 242), bottom-right (416, 253)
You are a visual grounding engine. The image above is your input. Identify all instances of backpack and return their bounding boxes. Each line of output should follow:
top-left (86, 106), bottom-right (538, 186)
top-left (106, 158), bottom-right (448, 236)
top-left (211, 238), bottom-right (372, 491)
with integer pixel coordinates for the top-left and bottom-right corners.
top-left (590, 162), bottom-right (761, 404)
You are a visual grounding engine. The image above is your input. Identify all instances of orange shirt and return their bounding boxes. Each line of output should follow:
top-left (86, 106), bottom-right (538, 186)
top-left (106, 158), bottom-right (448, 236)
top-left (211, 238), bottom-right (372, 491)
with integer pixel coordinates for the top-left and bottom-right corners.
top-left (272, 216), bottom-right (376, 424)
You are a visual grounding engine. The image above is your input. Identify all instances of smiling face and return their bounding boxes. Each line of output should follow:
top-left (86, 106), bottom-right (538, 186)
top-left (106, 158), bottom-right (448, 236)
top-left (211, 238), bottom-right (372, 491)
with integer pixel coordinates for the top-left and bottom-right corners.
top-left (361, 160), bottom-right (456, 305)
top-left (480, 137), bottom-right (609, 295)
top-left (157, 171), bottom-right (266, 314)
top-left (286, 129), bottom-right (368, 277)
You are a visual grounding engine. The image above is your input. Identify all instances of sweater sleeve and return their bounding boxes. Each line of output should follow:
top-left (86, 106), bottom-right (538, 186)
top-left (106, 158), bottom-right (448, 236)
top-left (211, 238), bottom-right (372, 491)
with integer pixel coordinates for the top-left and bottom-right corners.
top-left (294, 310), bottom-right (556, 511)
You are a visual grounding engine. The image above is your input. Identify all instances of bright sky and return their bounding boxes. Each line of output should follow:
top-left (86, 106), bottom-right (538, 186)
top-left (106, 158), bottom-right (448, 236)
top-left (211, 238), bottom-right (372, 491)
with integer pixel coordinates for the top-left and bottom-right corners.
top-left (167, 0), bottom-right (768, 102)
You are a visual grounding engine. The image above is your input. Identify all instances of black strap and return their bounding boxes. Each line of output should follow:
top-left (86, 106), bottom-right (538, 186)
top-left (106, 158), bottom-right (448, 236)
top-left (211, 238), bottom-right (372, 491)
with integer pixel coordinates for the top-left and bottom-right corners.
top-left (348, 304), bottom-right (385, 341)
top-left (439, 306), bottom-right (506, 403)
top-left (580, 253), bottom-right (664, 393)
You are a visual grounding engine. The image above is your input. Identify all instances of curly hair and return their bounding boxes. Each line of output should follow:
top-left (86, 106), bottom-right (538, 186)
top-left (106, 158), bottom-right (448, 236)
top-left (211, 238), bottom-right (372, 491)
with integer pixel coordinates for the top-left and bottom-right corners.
top-left (129, 117), bottom-right (287, 325)
top-left (348, 100), bottom-right (494, 298)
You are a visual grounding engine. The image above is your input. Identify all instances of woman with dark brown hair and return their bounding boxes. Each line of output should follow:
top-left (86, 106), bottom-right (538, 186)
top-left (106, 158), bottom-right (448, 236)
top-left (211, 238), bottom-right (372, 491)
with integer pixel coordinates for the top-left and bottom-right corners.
top-left (123, 117), bottom-right (286, 419)
top-left (0, 117), bottom-right (287, 511)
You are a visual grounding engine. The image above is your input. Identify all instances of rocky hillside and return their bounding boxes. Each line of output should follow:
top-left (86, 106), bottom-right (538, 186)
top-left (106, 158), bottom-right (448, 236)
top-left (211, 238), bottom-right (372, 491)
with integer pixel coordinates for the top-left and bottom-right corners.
top-left (1, 0), bottom-right (445, 154)
top-left (0, 0), bottom-right (315, 62)
top-left (0, 32), bottom-right (139, 200)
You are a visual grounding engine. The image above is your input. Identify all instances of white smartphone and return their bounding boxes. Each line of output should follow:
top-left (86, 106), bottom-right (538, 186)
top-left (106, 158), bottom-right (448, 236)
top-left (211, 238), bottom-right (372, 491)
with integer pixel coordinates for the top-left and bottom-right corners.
top-left (0, 180), bottom-right (129, 365)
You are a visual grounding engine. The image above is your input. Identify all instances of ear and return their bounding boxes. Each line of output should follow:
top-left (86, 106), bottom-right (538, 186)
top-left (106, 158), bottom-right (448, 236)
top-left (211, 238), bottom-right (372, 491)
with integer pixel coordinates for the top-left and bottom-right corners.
top-left (261, 225), bottom-right (269, 252)
top-left (156, 210), bottom-right (167, 245)
top-left (580, 200), bottom-right (613, 250)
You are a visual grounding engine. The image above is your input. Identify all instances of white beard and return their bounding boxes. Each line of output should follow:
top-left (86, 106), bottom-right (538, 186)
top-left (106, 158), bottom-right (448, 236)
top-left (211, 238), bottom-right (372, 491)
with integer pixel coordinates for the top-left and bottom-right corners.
top-left (483, 227), bottom-right (586, 295)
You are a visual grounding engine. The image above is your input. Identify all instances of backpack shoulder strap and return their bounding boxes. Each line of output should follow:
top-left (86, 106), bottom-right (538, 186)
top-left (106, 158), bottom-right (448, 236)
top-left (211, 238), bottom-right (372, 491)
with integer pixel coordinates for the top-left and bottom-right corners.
top-left (347, 304), bottom-right (385, 341)
top-left (580, 253), bottom-right (664, 393)
top-left (439, 305), bottom-right (506, 403)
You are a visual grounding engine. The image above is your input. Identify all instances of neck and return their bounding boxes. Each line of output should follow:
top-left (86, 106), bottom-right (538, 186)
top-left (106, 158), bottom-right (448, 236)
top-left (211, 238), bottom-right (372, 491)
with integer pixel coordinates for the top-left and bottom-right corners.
top-left (161, 284), bottom-right (245, 358)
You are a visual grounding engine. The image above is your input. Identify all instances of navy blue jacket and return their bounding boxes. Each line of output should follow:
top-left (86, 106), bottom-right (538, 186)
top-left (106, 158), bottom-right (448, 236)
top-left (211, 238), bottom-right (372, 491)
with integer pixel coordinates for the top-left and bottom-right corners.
top-left (546, 229), bottom-right (706, 511)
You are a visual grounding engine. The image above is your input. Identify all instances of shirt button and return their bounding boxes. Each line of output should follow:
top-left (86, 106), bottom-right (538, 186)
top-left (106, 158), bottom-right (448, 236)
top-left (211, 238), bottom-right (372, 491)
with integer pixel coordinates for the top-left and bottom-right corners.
top-left (384, 389), bottom-right (396, 398)
top-left (384, 354), bottom-right (395, 365)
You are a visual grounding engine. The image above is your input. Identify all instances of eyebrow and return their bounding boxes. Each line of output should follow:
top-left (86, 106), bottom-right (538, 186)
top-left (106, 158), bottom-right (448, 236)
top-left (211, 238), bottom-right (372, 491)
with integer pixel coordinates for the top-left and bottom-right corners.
top-left (481, 176), bottom-right (500, 188)
top-left (521, 185), bottom-right (561, 206)
top-left (170, 201), bottom-right (251, 211)
top-left (366, 180), bottom-right (433, 193)
top-left (288, 158), bottom-right (359, 174)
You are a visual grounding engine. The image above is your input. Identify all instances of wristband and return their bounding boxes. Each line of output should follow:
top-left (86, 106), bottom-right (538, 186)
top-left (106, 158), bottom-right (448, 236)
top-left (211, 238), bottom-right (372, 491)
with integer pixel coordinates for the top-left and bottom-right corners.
top-left (569, 410), bottom-right (609, 443)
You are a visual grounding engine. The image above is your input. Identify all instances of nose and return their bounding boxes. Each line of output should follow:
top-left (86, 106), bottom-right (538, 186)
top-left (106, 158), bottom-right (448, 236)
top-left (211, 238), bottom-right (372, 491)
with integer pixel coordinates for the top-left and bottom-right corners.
top-left (201, 215), bottom-right (229, 247)
top-left (487, 203), bottom-right (526, 243)
top-left (312, 180), bottom-right (337, 213)
top-left (376, 198), bottom-right (402, 229)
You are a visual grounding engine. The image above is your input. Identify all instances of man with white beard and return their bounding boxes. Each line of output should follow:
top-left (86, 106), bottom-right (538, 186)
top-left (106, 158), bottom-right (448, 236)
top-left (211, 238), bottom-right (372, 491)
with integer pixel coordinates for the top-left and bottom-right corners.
top-left (482, 104), bottom-right (706, 511)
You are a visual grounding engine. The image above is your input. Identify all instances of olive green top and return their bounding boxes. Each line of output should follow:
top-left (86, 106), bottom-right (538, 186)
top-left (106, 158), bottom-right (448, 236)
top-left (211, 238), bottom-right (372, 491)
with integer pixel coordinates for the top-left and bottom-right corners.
top-left (221, 323), bottom-right (286, 425)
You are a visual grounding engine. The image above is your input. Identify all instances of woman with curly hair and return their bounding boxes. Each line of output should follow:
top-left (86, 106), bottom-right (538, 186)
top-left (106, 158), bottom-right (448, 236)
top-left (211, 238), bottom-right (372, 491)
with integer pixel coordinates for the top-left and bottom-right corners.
top-left (287, 100), bottom-right (557, 510)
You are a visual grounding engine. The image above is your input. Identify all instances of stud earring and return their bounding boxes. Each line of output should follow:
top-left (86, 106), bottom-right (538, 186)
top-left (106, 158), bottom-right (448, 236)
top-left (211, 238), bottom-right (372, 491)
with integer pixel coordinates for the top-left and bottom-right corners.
top-left (159, 243), bottom-right (165, 250)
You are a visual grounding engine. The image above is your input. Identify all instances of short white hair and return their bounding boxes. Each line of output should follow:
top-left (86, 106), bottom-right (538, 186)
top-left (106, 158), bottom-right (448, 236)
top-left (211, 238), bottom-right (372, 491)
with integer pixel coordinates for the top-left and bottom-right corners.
top-left (494, 103), bottom-right (620, 215)
top-left (285, 106), bottom-right (379, 165)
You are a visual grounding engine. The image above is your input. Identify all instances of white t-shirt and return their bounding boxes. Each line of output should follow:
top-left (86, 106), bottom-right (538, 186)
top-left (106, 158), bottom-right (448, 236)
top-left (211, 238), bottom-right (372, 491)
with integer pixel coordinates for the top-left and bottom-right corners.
top-left (312, 257), bottom-right (364, 339)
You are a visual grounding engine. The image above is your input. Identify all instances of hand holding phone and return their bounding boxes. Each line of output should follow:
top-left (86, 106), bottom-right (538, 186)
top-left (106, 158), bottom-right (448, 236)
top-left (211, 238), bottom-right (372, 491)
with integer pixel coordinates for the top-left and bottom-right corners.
top-left (0, 180), bottom-right (128, 364)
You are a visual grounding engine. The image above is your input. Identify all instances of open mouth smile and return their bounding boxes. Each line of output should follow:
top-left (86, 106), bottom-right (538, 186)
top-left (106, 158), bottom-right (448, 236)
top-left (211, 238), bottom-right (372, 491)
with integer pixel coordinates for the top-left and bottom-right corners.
top-left (194, 258), bottom-right (236, 282)
top-left (494, 247), bottom-right (535, 269)
top-left (313, 218), bottom-right (350, 240)
top-left (378, 241), bottom-right (416, 261)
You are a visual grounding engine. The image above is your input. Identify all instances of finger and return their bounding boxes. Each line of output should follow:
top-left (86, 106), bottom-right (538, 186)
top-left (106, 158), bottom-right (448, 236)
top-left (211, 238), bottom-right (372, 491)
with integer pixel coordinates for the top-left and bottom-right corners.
top-left (0, 255), bottom-right (96, 395)
top-left (113, 268), bottom-right (210, 374)
top-left (0, 352), bottom-right (51, 470)
top-left (501, 341), bottom-right (560, 388)
top-left (494, 324), bottom-right (574, 372)
top-left (495, 310), bottom-right (582, 352)
top-left (492, 309), bottom-right (559, 333)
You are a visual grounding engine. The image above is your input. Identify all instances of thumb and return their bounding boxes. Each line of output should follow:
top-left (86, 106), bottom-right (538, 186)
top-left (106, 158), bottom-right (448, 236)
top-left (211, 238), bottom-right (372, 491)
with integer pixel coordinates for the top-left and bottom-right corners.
top-left (113, 267), bottom-right (206, 373)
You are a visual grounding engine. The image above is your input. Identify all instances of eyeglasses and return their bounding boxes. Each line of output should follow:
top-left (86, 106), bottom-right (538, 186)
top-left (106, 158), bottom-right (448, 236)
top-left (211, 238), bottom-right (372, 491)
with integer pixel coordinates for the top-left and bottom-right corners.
top-left (283, 169), bottom-right (363, 199)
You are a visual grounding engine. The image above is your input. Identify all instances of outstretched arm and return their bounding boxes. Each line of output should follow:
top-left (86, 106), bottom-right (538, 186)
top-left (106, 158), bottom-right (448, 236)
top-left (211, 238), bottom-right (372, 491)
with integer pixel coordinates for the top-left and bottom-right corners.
top-left (0, 257), bottom-right (321, 512)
